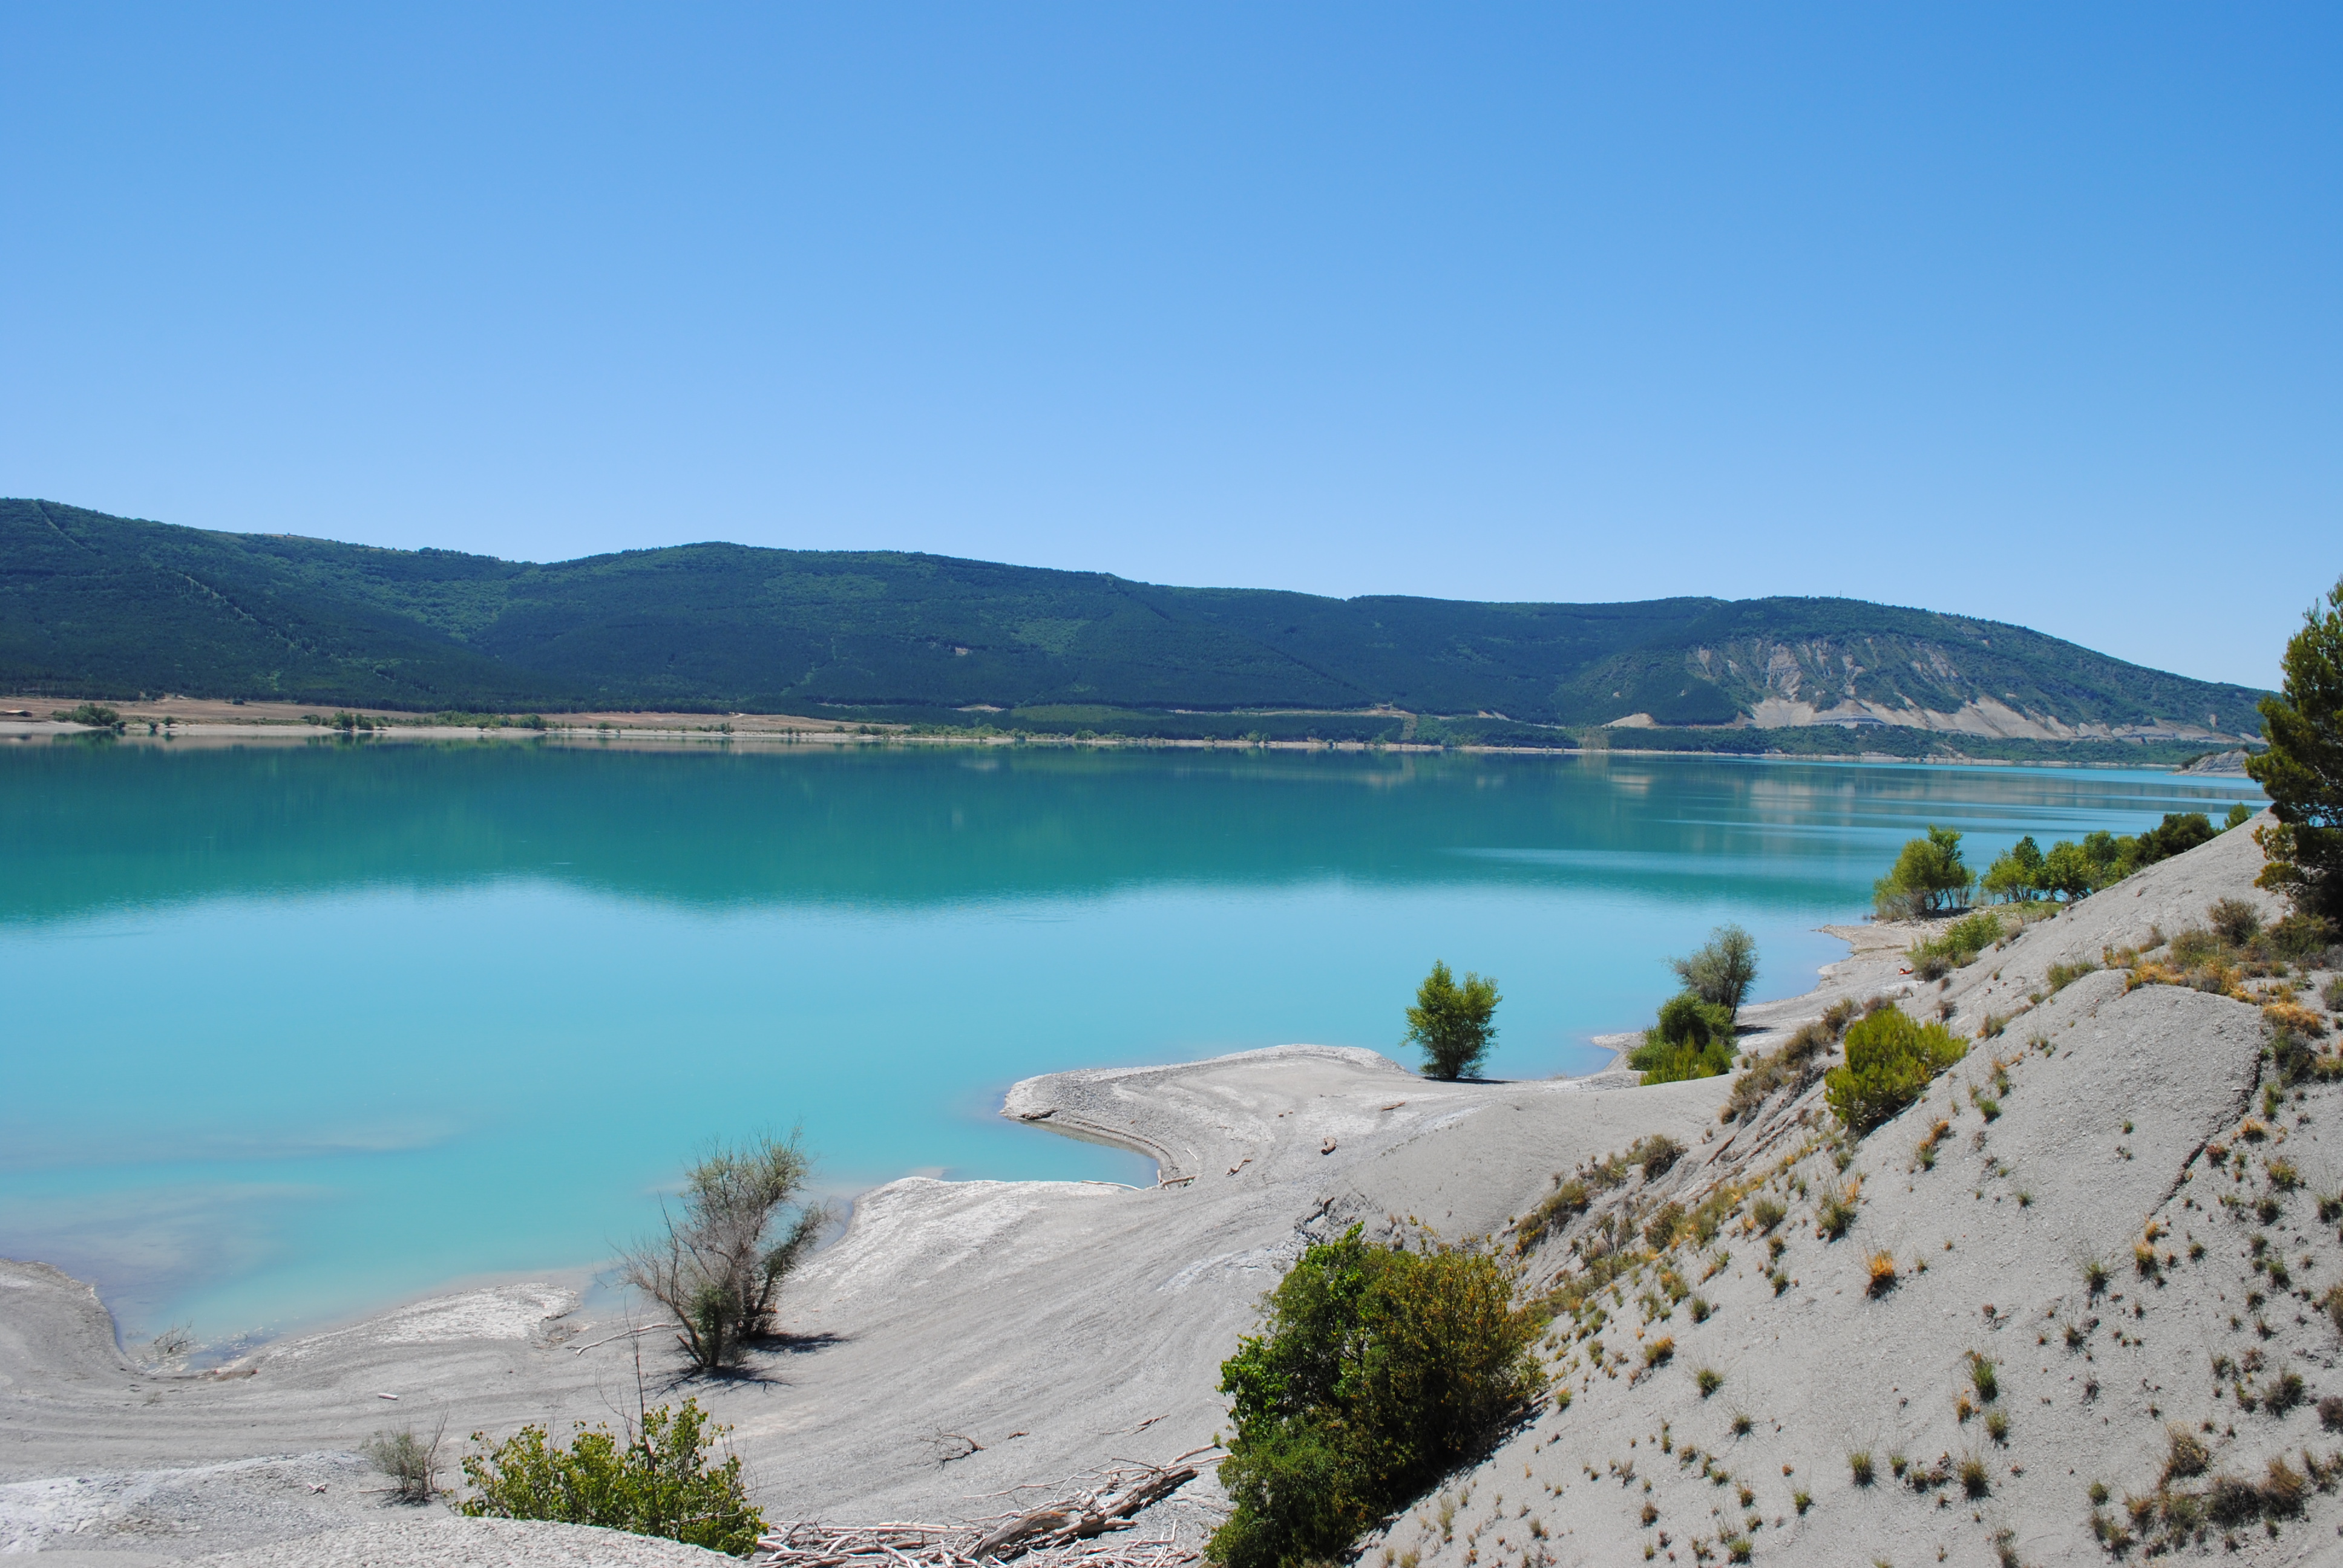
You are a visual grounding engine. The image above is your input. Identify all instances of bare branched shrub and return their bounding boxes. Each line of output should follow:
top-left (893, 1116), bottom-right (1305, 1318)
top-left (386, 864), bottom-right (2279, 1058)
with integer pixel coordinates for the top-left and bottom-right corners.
top-left (362, 1417), bottom-right (446, 1502)
top-left (623, 1132), bottom-right (829, 1371)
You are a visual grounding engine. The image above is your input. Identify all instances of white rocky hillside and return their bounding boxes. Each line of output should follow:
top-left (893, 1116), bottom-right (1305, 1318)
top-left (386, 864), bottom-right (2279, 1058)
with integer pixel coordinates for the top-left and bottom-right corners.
top-left (1365, 818), bottom-right (2343, 1567)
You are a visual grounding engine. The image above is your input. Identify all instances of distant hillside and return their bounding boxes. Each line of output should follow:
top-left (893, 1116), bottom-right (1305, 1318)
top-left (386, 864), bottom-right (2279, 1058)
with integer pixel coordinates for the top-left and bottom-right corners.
top-left (0, 499), bottom-right (2267, 747)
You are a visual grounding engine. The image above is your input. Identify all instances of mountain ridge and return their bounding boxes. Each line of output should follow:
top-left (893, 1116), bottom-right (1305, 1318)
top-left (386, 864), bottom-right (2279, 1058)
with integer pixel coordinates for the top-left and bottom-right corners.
top-left (0, 498), bottom-right (2267, 744)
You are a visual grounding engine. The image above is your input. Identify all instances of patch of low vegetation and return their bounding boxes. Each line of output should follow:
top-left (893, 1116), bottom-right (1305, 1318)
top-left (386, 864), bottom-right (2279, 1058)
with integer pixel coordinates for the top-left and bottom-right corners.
top-left (1722, 998), bottom-right (1858, 1122)
top-left (1211, 1227), bottom-right (1544, 1568)
top-left (51, 702), bottom-right (124, 730)
top-left (1823, 1008), bottom-right (1967, 1135)
top-left (1907, 910), bottom-right (2007, 981)
top-left (2094, 1451), bottom-right (2343, 1555)
top-left (460, 1397), bottom-right (764, 1553)
top-left (2043, 958), bottom-right (2099, 994)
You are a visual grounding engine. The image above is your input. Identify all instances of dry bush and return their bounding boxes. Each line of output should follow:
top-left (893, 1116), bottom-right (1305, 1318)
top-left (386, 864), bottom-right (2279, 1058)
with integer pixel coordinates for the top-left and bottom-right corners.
top-left (621, 1132), bottom-right (828, 1372)
top-left (362, 1419), bottom-right (445, 1503)
top-left (1864, 1251), bottom-right (1897, 1296)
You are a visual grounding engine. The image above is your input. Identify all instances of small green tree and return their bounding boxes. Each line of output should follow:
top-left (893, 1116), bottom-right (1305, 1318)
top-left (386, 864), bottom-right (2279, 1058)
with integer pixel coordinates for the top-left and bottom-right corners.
top-left (621, 1133), bottom-right (827, 1372)
top-left (2247, 577), bottom-right (2343, 922)
top-left (1404, 961), bottom-right (1500, 1080)
top-left (1872, 826), bottom-right (1973, 918)
top-left (2038, 838), bottom-right (2098, 901)
top-left (1668, 924), bottom-right (1758, 1022)
top-left (1979, 835), bottom-right (2044, 902)
top-left (1210, 1228), bottom-right (1544, 1568)
top-left (460, 1397), bottom-right (763, 1553)
top-left (1823, 1008), bottom-right (1967, 1135)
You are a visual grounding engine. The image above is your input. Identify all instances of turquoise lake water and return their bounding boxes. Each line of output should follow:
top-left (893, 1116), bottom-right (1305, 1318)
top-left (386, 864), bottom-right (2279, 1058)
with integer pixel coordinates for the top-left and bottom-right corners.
top-left (0, 738), bottom-right (2262, 1348)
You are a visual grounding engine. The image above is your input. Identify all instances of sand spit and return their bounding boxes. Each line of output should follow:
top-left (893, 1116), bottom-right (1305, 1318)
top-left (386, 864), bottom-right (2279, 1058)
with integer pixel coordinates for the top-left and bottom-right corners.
top-left (4, 818), bottom-right (2332, 1564)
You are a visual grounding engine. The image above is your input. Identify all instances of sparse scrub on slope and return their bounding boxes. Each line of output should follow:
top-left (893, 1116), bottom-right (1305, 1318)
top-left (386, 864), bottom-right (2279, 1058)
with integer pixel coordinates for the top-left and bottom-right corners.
top-left (1907, 910), bottom-right (2006, 981)
top-left (1722, 998), bottom-right (1858, 1123)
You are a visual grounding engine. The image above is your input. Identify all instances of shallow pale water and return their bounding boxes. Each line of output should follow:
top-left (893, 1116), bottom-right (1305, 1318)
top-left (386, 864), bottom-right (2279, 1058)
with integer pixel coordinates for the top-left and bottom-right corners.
top-left (0, 738), bottom-right (2259, 1346)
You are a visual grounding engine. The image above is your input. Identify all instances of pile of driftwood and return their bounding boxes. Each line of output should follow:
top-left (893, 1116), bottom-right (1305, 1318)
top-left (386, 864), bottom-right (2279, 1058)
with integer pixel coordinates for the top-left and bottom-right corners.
top-left (756, 1455), bottom-right (1207, 1568)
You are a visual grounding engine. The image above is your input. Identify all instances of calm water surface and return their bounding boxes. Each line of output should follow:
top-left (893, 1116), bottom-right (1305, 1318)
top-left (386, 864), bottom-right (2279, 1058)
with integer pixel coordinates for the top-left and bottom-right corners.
top-left (0, 739), bottom-right (2261, 1346)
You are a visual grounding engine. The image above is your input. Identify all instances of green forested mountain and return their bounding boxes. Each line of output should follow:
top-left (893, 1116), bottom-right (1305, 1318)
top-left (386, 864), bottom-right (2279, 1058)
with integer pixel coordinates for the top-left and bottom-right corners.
top-left (0, 498), bottom-right (2267, 743)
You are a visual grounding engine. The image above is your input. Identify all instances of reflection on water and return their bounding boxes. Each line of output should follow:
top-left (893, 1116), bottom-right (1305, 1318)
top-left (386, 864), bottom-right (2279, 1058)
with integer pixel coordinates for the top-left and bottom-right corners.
top-left (0, 740), bottom-right (2259, 1342)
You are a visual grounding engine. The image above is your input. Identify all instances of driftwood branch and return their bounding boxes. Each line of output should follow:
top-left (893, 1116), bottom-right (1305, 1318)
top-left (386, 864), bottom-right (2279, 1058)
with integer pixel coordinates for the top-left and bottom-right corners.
top-left (757, 1459), bottom-right (1206, 1568)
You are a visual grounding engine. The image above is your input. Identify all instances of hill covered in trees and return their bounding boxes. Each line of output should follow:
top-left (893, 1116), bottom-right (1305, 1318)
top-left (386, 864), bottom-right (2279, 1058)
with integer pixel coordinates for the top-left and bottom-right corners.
top-left (0, 498), bottom-right (2266, 753)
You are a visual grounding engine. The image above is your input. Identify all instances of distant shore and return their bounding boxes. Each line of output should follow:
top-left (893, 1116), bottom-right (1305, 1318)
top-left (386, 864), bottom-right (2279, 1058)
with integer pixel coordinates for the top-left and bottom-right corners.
top-left (0, 693), bottom-right (2249, 769)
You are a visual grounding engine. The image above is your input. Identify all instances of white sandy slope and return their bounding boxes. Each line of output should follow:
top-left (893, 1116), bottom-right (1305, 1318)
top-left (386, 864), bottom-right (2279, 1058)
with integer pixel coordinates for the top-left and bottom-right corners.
top-left (1368, 820), bottom-right (2343, 1567)
top-left (3, 817), bottom-right (2333, 1566)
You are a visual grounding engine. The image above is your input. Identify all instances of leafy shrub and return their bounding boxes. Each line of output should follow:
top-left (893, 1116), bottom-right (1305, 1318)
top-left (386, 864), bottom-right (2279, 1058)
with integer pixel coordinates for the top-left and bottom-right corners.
top-left (1211, 1228), bottom-right (1544, 1568)
top-left (1630, 993), bottom-right (1735, 1084)
top-left (53, 702), bottom-right (125, 730)
top-left (1406, 962), bottom-right (1501, 1080)
top-left (460, 1398), bottom-right (764, 1553)
top-left (2267, 912), bottom-right (2340, 961)
top-left (1823, 1009), bottom-right (1967, 1135)
top-left (621, 1134), bottom-right (827, 1372)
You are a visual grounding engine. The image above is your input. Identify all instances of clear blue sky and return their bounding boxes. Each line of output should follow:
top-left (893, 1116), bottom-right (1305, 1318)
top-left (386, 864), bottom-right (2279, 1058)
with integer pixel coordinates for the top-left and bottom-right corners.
top-left (2, 4), bottom-right (2335, 688)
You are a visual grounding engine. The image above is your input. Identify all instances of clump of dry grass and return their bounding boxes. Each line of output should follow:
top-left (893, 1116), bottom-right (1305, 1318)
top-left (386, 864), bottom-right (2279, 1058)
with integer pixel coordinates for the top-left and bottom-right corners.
top-left (1815, 1180), bottom-right (1860, 1241)
top-left (1864, 1250), bottom-right (1897, 1296)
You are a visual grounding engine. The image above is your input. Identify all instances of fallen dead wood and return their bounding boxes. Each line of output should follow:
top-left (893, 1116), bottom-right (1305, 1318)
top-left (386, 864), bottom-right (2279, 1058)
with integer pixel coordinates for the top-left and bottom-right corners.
top-left (757, 1459), bottom-right (1207, 1568)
